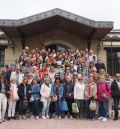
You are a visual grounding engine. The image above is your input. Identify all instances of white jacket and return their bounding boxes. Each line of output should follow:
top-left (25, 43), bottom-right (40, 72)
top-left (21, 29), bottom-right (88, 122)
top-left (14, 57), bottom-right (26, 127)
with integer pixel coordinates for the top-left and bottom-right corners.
top-left (74, 82), bottom-right (85, 100)
top-left (40, 83), bottom-right (52, 102)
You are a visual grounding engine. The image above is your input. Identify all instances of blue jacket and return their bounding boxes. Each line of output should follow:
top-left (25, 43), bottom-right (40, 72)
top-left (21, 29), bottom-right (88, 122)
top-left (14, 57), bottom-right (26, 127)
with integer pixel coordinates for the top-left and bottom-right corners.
top-left (64, 82), bottom-right (74, 99)
top-left (31, 84), bottom-right (40, 100)
top-left (51, 83), bottom-right (64, 97)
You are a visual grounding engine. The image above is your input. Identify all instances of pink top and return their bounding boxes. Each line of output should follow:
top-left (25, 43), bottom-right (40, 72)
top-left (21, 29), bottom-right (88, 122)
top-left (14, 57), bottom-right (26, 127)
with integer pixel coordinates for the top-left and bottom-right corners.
top-left (9, 83), bottom-right (18, 101)
top-left (97, 82), bottom-right (111, 102)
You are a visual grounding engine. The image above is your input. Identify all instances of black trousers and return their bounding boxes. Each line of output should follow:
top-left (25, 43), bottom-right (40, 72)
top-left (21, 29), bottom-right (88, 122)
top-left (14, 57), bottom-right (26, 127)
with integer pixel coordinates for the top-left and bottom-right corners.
top-left (66, 98), bottom-right (74, 116)
top-left (113, 97), bottom-right (120, 119)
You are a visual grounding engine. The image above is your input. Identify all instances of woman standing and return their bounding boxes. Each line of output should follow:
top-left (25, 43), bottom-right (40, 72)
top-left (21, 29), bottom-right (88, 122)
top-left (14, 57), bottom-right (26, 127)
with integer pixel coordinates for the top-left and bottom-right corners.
top-left (97, 76), bottom-right (111, 122)
top-left (18, 78), bottom-right (31, 119)
top-left (40, 77), bottom-right (52, 119)
top-left (74, 76), bottom-right (86, 119)
top-left (8, 79), bottom-right (19, 120)
top-left (51, 77), bottom-right (64, 119)
top-left (31, 78), bottom-right (40, 119)
top-left (0, 76), bottom-right (9, 123)
top-left (84, 76), bottom-right (97, 119)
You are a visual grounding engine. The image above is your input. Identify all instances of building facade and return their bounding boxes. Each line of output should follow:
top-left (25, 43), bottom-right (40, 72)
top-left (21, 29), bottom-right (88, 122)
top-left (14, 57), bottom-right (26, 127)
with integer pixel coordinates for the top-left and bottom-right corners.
top-left (0, 8), bottom-right (117, 75)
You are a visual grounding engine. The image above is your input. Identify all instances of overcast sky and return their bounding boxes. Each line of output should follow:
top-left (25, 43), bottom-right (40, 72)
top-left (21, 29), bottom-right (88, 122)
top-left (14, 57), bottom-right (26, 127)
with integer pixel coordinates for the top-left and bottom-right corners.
top-left (0, 0), bottom-right (119, 28)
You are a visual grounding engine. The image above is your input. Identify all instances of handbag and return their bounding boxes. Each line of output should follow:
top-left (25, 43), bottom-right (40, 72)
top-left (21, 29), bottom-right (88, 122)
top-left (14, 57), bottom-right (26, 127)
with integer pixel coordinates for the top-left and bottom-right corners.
top-left (89, 100), bottom-right (97, 111)
top-left (72, 102), bottom-right (79, 113)
top-left (102, 93), bottom-right (109, 99)
top-left (29, 96), bottom-right (34, 102)
top-left (61, 100), bottom-right (68, 111)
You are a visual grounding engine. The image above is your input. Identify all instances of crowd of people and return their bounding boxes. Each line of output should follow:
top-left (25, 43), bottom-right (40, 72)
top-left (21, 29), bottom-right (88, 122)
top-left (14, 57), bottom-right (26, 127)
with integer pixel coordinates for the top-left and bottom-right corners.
top-left (0, 46), bottom-right (120, 124)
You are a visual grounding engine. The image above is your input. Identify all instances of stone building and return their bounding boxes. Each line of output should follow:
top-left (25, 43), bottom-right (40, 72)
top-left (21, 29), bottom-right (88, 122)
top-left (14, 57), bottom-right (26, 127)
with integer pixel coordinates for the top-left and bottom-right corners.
top-left (0, 8), bottom-right (116, 75)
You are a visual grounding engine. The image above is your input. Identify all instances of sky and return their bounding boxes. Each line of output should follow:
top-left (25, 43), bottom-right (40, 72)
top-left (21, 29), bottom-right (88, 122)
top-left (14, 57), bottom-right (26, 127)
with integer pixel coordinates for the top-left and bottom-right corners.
top-left (0, 0), bottom-right (120, 29)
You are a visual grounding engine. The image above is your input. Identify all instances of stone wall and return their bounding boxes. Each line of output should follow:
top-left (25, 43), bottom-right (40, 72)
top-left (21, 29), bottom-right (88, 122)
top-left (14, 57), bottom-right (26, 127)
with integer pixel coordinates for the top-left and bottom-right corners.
top-left (26, 29), bottom-right (87, 51)
top-left (5, 38), bottom-right (22, 65)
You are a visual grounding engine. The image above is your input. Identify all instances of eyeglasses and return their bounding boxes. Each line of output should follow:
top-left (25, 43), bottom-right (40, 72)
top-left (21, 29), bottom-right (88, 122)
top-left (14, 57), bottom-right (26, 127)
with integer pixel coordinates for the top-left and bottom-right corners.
top-left (79, 79), bottom-right (83, 80)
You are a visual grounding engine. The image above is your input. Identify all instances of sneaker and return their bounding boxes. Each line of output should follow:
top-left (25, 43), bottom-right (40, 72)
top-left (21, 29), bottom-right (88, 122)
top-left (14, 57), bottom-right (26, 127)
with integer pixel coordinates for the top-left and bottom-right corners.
top-left (113, 117), bottom-right (118, 121)
top-left (58, 116), bottom-right (61, 120)
top-left (0, 119), bottom-right (2, 123)
top-left (18, 115), bottom-right (22, 120)
top-left (65, 115), bottom-right (68, 120)
top-left (23, 115), bottom-right (27, 120)
top-left (7, 117), bottom-right (11, 121)
top-left (98, 117), bottom-right (104, 120)
top-left (102, 118), bottom-right (107, 122)
top-left (55, 115), bottom-right (59, 119)
top-left (70, 116), bottom-right (74, 120)
top-left (46, 115), bottom-right (50, 119)
top-left (2, 119), bottom-right (6, 122)
top-left (42, 115), bottom-right (47, 120)
top-left (35, 116), bottom-right (39, 120)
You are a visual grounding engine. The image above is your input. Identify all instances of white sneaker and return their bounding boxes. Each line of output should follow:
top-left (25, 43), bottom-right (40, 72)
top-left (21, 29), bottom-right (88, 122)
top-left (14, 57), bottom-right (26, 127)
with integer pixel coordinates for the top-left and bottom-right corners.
top-left (46, 115), bottom-right (50, 119)
top-left (65, 115), bottom-right (68, 119)
top-left (98, 117), bottom-right (104, 120)
top-left (18, 115), bottom-right (22, 120)
top-left (42, 115), bottom-right (47, 120)
top-left (102, 118), bottom-right (107, 122)
top-left (0, 119), bottom-right (2, 123)
top-left (70, 116), bottom-right (74, 120)
top-left (2, 119), bottom-right (6, 122)
top-left (58, 116), bottom-right (61, 119)
top-left (36, 116), bottom-right (39, 120)
top-left (55, 115), bottom-right (59, 119)
top-left (23, 115), bottom-right (27, 120)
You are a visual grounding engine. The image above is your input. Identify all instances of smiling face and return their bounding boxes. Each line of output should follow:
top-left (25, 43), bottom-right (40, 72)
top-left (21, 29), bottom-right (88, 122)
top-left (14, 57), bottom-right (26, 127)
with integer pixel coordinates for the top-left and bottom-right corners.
top-left (116, 73), bottom-right (120, 82)
top-left (99, 76), bottom-right (105, 82)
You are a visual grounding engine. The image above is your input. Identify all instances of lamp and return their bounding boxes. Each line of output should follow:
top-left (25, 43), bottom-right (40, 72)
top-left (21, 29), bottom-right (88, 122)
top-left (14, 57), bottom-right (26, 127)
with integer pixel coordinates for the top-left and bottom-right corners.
top-left (10, 40), bottom-right (15, 53)
top-left (97, 42), bottom-right (102, 55)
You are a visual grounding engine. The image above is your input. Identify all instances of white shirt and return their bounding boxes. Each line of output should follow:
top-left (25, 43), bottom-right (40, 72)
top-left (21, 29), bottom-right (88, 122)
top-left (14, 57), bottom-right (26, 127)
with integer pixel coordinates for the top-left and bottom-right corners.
top-left (116, 81), bottom-right (120, 90)
top-left (74, 82), bottom-right (85, 99)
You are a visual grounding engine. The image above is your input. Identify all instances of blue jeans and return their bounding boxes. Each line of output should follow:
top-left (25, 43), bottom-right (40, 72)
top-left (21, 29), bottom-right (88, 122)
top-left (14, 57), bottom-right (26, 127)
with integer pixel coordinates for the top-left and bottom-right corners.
top-left (55, 99), bottom-right (62, 116)
top-left (99, 101), bottom-right (108, 118)
top-left (32, 100), bottom-right (40, 116)
top-left (42, 99), bottom-right (51, 116)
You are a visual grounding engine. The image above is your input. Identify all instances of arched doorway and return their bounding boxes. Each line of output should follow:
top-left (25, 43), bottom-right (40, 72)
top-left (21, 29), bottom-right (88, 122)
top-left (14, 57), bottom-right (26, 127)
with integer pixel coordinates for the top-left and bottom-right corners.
top-left (44, 40), bottom-right (75, 51)
top-left (46, 44), bottom-right (69, 51)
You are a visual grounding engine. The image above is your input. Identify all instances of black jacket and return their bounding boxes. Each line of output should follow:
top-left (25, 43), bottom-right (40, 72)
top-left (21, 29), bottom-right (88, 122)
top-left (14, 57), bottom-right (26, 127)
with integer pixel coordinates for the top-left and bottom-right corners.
top-left (95, 63), bottom-right (106, 73)
top-left (111, 80), bottom-right (120, 98)
top-left (18, 83), bottom-right (31, 100)
top-left (0, 83), bottom-right (9, 98)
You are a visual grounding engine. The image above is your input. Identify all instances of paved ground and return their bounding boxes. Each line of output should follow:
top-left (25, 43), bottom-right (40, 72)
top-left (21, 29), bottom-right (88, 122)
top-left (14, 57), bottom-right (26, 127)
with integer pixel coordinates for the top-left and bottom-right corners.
top-left (0, 118), bottom-right (120, 129)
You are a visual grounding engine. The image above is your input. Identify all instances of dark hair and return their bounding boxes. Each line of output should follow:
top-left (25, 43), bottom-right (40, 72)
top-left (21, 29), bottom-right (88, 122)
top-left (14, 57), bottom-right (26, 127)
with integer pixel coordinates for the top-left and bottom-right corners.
top-left (54, 77), bottom-right (62, 84)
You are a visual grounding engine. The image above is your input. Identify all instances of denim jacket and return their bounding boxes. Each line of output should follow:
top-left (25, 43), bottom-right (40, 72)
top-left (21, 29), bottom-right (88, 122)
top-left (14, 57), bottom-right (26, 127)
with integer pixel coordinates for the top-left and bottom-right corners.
top-left (51, 83), bottom-right (64, 98)
top-left (31, 84), bottom-right (40, 100)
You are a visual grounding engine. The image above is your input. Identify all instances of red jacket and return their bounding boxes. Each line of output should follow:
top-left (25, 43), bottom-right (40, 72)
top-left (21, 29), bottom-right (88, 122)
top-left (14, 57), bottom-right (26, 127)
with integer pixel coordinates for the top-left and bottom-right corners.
top-left (97, 82), bottom-right (111, 102)
top-left (38, 69), bottom-right (48, 79)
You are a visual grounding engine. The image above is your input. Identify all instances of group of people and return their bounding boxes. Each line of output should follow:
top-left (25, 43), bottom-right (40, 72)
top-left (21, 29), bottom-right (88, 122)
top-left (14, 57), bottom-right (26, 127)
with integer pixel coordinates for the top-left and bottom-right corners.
top-left (0, 46), bottom-right (120, 124)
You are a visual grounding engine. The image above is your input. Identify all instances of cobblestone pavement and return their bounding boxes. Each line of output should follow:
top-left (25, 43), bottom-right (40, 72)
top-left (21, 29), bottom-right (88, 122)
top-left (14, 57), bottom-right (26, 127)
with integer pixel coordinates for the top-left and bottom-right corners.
top-left (0, 118), bottom-right (120, 129)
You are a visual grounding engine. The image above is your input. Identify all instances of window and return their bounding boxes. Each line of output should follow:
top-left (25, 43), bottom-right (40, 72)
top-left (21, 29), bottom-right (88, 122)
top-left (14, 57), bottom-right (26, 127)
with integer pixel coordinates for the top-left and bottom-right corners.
top-left (0, 49), bottom-right (5, 66)
top-left (106, 48), bottom-right (120, 76)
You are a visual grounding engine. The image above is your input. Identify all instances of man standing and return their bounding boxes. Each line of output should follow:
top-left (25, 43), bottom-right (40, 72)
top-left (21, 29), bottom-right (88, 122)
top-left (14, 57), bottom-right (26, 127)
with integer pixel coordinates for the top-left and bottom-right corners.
top-left (111, 73), bottom-right (120, 120)
top-left (95, 58), bottom-right (106, 73)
